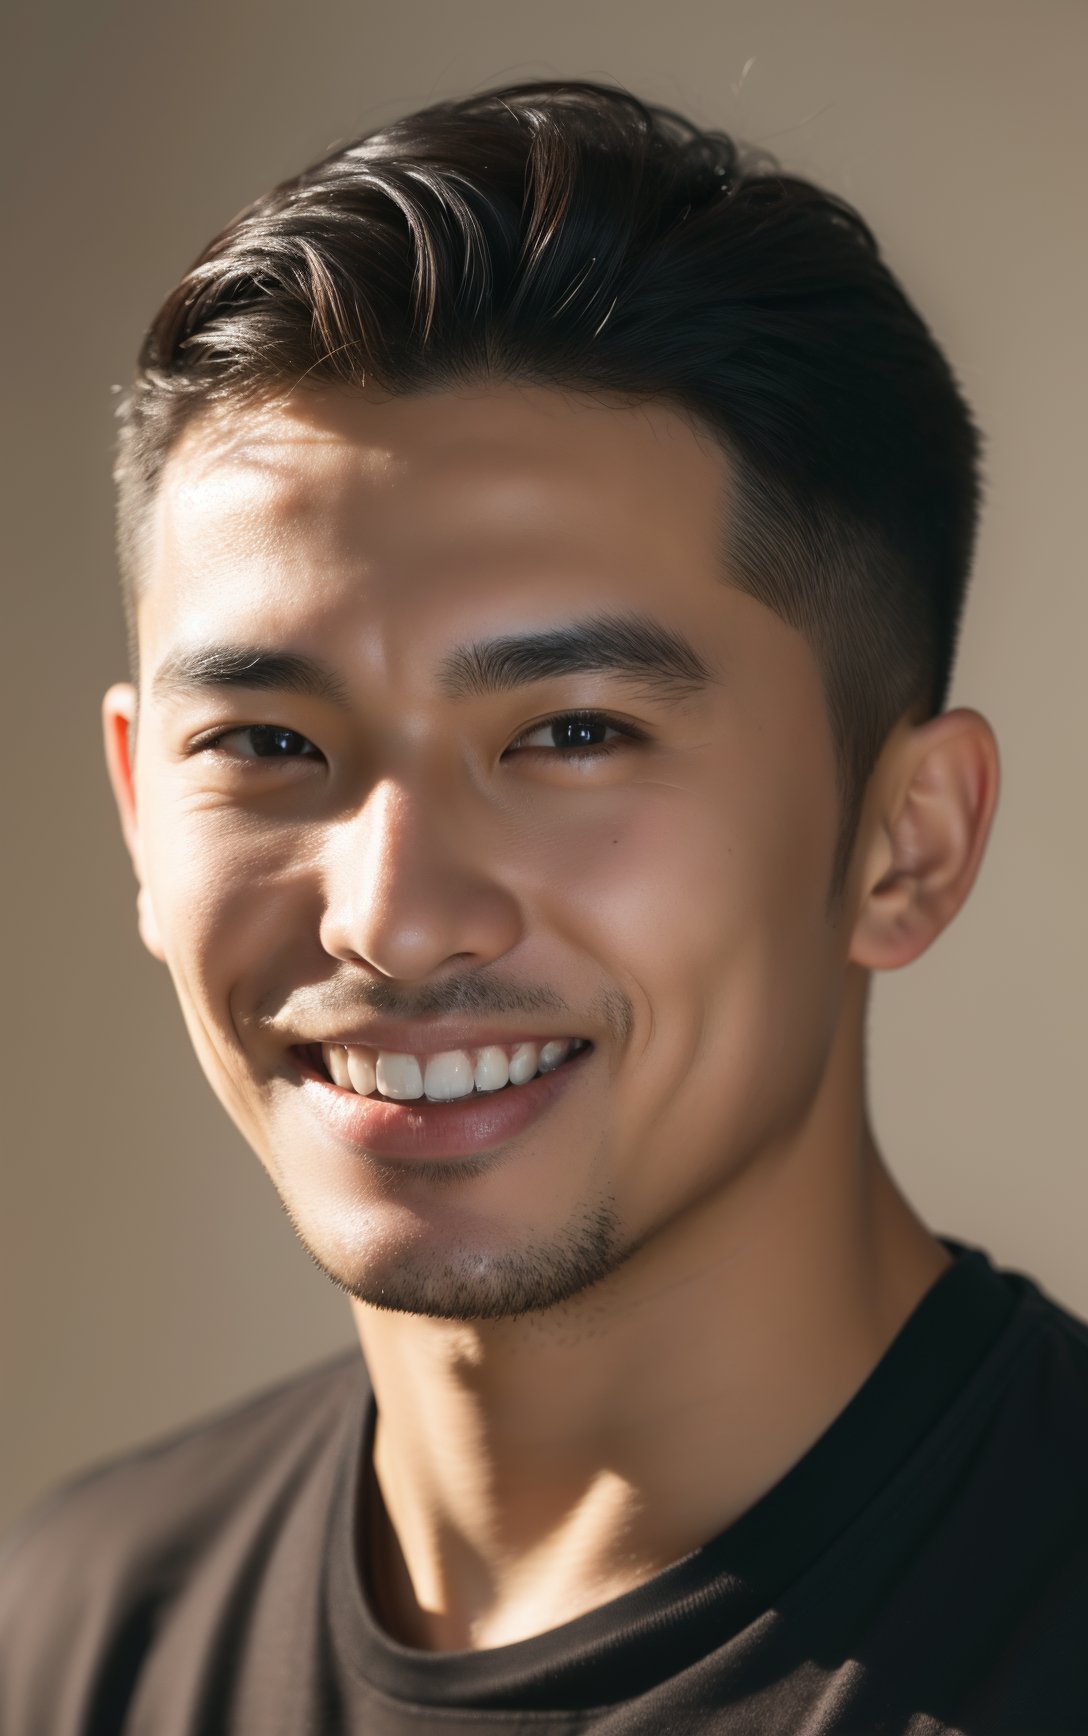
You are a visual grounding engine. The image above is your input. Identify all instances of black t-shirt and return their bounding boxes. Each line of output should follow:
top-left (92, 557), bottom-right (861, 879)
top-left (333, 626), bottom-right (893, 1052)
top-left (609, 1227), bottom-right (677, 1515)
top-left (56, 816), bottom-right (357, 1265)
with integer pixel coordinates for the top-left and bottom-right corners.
top-left (3, 1235), bottom-right (1088, 1734)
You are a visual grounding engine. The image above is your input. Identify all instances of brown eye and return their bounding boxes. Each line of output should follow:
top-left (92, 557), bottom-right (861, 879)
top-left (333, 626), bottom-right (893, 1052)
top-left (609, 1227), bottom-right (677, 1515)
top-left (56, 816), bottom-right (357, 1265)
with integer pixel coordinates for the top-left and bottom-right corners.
top-left (202, 725), bottom-right (321, 760)
top-left (505, 711), bottom-right (644, 758)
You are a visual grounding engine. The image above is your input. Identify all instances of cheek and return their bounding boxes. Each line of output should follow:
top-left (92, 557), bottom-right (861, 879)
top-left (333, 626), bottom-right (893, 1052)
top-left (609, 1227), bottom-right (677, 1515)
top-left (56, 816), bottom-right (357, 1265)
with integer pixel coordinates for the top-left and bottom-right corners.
top-left (525, 769), bottom-right (841, 1204)
top-left (526, 768), bottom-right (829, 1015)
top-left (523, 777), bottom-right (754, 1101)
top-left (141, 799), bottom-right (318, 1063)
top-left (669, 769), bottom-right (841, 1197)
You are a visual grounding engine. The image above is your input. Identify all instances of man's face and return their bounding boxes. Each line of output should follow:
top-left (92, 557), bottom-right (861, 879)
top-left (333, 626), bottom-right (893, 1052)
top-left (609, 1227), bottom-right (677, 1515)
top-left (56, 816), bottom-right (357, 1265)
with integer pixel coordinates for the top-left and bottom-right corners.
top-left (108, 382), bottom-right (853, 1319)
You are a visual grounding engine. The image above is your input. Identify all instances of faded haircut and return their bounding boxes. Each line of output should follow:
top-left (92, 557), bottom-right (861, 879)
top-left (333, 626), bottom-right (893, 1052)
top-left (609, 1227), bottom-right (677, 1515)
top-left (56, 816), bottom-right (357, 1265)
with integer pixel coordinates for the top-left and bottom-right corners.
top-left (113, 78), bottom-right (983, 907)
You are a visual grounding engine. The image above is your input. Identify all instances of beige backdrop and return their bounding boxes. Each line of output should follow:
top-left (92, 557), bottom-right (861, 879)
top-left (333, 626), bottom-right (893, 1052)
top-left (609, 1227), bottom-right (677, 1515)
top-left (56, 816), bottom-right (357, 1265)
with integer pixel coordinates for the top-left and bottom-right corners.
top-left (3, 0), bottom-right (1086, 1534)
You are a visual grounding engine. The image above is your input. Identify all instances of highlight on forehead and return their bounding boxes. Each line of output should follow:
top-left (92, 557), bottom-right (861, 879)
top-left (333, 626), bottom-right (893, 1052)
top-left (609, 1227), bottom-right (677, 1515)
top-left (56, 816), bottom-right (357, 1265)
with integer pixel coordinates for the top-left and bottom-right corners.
top-left (160, 392), bottom-right (379, 500)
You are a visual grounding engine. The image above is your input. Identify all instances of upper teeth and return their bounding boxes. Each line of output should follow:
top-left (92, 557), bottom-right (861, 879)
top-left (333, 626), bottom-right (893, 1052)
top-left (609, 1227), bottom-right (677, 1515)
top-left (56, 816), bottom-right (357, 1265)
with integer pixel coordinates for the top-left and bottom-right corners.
top-left (320, 1039), bottom-right (584, 1102)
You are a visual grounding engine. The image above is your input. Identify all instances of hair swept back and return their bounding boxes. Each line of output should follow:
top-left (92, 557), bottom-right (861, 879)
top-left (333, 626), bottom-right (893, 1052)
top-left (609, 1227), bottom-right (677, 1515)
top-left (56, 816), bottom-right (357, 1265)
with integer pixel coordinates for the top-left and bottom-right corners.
top-left (114, 77), bottom-right (983, 906)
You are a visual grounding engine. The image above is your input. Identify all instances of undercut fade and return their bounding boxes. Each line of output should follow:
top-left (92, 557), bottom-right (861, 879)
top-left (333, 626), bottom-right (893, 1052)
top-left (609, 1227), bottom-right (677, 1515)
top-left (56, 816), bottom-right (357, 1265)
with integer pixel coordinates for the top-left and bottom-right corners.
top-left (113, 77), bottom-right (983, 907)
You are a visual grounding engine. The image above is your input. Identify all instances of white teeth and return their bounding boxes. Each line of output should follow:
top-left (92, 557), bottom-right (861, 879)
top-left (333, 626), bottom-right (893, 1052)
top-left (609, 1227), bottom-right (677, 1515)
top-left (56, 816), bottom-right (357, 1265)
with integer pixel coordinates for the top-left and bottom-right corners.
top-left (473, 1045), bottom-right (510, 1092)
top-left (508, 1042), bottom-right (540, 1085)
top-left (321, 1038), bottom-right (586, 1099)
top-left (345, 1048), bottom-right (376, 1097)
top-left (375, 1052), bottom-right (423, 1100)
top-left (423, 1050), bottom-right (475, 1101)
top-left (325, 1044), bottom-right (353, 1090)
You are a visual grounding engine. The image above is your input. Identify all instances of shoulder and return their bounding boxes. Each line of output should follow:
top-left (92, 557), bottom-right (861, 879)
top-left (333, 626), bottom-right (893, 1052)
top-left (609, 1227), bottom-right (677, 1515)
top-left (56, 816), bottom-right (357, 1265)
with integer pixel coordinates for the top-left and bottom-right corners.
top-left (1006, 1266), bottom-right (1088, 1454)
top-left (0, 1350), bottom-right (364, 1728)
top-left (1, 1347), bottom-right (364, 1574)
top-left (970, 1259), bottom-right (1088, 1571)
top-left (1002, 1262), bottom-right (1088, 1389)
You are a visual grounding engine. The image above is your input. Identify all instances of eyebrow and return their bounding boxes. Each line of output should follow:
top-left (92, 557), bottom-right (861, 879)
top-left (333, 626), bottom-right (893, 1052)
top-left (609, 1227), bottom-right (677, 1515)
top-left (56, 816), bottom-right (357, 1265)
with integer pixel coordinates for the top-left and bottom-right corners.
top-left (151, 646), bottom-right (352, 706)
top-left (436, 612), bottom-right (717, 701)
top-left (150, 612), bottom-right (718, 708)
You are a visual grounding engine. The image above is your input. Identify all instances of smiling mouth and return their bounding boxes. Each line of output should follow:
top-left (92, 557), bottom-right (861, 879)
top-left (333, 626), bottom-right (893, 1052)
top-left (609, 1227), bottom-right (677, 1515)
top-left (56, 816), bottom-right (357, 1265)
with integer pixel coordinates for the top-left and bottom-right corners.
top-left (296, 1038), bottom-right (593, 1104)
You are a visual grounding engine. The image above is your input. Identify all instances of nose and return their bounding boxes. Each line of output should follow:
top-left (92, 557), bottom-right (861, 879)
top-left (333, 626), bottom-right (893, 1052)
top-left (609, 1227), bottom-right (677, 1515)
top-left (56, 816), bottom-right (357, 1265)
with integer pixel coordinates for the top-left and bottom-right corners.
top-left (318, 777), bottom-right (523, 982)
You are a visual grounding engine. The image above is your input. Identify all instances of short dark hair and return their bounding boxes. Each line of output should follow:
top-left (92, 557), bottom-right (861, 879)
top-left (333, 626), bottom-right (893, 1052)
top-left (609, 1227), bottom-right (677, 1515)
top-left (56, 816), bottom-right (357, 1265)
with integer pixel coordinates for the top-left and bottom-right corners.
top-left (114, 77), bottom-right (983, 906)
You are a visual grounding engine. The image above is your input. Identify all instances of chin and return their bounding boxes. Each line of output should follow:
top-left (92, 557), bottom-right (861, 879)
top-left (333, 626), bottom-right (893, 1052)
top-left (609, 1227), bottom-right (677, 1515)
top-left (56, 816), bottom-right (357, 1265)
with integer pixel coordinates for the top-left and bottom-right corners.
top-left (273, 1184), bottom-right (626, 1322)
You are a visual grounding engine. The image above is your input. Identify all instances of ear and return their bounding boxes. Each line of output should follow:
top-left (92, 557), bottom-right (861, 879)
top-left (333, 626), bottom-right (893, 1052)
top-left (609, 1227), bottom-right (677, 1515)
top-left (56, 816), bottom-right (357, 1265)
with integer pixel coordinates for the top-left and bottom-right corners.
top-left (849, 707), bottom-right (1001, 971)
top-left (102, 682), bottom-right (166, 963)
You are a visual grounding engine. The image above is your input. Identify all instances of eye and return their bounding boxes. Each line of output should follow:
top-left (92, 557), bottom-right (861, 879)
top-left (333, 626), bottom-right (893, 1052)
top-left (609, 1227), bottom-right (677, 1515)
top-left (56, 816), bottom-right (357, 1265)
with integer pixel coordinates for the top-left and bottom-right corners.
top-left (196, 725), bottom-right (322, 761)
top-left (505, 711), bottom-right (644, 758)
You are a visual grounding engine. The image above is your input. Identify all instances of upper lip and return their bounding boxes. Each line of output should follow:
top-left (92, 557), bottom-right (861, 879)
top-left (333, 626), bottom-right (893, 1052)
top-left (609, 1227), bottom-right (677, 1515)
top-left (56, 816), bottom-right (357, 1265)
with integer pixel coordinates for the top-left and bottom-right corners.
top-left (292, 1021), bottom-right (590, 1056)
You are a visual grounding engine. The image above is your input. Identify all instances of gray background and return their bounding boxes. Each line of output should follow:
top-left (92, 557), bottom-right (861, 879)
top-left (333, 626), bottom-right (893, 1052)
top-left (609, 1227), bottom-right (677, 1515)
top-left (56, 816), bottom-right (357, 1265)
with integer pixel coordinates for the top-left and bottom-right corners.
top-left (3, 0), bottom-right (1086, 1532)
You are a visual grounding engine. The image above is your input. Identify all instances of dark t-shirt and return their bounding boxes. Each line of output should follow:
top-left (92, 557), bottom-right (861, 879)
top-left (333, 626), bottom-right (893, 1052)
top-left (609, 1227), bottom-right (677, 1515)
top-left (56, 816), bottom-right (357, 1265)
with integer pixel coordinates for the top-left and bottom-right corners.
top-left (3, 1235), bottom-right (1088, 1734)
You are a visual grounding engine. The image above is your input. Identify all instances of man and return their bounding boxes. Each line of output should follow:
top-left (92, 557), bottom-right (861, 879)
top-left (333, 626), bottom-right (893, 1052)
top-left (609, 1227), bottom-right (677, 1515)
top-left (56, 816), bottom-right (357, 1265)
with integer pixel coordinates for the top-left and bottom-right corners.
top-left (2, 76), bottom-right (1086, 1734)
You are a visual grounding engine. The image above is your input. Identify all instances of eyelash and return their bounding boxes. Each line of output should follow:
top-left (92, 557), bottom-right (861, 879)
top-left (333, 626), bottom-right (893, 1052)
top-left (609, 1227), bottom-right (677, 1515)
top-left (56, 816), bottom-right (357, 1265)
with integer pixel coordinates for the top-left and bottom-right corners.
top-left (192, 711), bottom-right (646, 764)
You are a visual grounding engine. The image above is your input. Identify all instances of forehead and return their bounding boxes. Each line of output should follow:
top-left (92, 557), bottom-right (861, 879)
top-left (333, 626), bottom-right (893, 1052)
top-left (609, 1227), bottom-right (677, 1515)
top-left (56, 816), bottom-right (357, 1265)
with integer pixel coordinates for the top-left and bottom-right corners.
top-left (146, 382), bottom-right (731, 618)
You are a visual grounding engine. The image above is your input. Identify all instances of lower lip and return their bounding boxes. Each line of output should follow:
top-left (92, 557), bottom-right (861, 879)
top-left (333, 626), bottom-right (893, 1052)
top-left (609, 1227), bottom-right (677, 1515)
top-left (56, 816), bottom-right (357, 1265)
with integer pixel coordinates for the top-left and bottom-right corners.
top-left (292, 1045), bottom-right (593, 1159)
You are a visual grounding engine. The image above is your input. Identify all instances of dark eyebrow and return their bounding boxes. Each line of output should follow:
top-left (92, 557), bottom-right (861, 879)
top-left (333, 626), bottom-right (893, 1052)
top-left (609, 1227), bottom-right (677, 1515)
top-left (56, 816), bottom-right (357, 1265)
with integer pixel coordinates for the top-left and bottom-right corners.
top-left (150, 646), bottom-right (351, 706)
top-left (436, 612), bottom-right (718, 701)
top-left (150, 612), bottom-right (719, 710)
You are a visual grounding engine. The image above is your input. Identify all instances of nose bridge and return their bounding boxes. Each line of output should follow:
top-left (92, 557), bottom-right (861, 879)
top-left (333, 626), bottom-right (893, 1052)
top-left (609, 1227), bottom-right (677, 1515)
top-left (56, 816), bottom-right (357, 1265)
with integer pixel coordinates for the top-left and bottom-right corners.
top-left (344, 774), bottom-right (447, 902)
top-left (319, 769), bottom-right (521, 980)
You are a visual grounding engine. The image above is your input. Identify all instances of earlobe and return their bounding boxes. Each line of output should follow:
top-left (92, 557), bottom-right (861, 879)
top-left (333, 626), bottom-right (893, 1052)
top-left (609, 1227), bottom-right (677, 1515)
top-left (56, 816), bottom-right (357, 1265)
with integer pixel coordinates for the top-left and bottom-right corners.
top-left (849, 708), bottom-right (1001, 973)
top-left (102, 682), bottom-right (167, 964)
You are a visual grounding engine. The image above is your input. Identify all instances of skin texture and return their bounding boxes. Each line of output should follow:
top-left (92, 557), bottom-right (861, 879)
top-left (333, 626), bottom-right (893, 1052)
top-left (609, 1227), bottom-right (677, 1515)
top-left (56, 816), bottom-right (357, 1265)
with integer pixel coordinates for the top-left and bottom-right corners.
top-left (104, 379), bottom-right (1000, 1651)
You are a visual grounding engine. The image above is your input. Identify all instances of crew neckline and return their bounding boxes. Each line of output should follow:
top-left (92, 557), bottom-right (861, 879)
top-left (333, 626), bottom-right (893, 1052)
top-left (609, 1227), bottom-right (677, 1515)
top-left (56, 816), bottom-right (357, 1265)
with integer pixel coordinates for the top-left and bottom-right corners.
top-left (326, 1235), bottom-right (1021, 1712)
